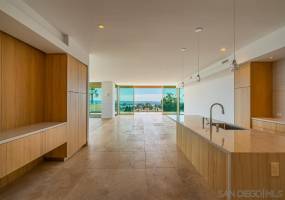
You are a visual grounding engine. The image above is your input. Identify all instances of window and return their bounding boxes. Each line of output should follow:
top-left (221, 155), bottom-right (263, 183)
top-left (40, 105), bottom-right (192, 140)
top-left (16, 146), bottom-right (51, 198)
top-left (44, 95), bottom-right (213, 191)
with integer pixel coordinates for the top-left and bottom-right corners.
top-left (119, 86), bottom-right (134, 114)
top-left (179, 88), bottom-right (184, 114)
top-left (89, 82), bottom-right (102, 117)
top-left (162, 87), bottom-right (177, 113)
top-left (134, 88), bottom-right (162, 112)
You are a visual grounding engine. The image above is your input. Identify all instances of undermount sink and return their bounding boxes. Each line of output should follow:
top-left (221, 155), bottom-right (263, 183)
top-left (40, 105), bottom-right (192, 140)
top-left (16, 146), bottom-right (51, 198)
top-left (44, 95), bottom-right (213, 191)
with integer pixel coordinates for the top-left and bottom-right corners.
top-left (222, 123), bottom-right (246, 130)
top-left (211, 122), bottom-right (247, 131)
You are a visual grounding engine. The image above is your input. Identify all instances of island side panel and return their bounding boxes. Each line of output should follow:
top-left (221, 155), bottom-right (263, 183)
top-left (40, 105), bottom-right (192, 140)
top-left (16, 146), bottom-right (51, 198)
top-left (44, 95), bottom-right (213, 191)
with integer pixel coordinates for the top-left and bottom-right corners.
top-left (176, 123), bottom-right (228, 199)
top-left (231, 153), bottom-right (285, 200)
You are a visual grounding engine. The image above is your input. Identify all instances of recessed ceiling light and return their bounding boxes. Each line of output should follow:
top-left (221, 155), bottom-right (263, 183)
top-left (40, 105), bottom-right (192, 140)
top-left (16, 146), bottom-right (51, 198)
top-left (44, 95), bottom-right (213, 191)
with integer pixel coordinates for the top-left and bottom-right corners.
top-left (181, 48), bottom-right (187, 52)
top-left (220, 48), bottom-right (227, 52)
top-left (195, 27), bottom-right (204, 33)
top-left (98, 24), bottom-right (105, 29)
top-left (269, 56), bottom-right (273, 60)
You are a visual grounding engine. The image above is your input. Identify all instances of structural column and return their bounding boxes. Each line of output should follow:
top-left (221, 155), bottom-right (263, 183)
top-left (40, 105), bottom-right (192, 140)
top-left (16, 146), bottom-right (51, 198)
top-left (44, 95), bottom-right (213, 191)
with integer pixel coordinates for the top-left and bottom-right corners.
top-left (101, 81), bottom-right (115, 118)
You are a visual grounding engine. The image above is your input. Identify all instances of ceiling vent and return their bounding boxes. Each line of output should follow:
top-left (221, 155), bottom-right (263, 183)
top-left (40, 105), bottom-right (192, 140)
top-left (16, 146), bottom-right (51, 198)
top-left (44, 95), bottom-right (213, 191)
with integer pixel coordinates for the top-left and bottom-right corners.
top-left (62, 33), bottom-right (69, 46)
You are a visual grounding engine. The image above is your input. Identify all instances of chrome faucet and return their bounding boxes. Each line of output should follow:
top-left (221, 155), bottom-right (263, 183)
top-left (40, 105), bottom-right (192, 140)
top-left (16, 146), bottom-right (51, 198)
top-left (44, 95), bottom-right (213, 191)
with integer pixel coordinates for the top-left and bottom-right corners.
top-left (210, 103), bottom-right (225, 136)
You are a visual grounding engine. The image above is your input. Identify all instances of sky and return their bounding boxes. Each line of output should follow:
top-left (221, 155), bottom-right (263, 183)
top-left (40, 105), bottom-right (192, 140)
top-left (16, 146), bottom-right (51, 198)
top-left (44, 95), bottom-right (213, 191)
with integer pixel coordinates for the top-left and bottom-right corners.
top-left (135, 88), bottom-right (163, 102)
top-left (120, 88), bottom-right (163, 102)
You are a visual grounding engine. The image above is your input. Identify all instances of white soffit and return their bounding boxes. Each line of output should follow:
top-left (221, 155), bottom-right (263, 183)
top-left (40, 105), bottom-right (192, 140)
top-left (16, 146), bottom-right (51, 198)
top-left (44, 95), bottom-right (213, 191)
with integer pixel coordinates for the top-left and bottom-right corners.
top-left (0, 0), bottom-right (89, 65)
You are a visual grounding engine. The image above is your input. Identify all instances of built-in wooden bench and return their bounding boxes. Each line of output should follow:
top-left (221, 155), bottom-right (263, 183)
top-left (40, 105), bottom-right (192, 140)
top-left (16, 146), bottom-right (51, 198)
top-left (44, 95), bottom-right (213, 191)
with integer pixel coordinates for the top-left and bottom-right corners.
top-left (252, 118), bottom-right (285, 134)
top-left (0, 122), bottom-right (67, 179)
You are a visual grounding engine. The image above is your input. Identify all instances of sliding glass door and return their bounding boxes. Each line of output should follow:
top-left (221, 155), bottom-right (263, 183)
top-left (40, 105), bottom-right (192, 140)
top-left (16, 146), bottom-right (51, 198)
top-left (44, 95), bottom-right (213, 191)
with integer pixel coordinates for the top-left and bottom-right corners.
top-left (178, 88), bottom-right (184, 114)
top-left (162, 86), bottom-right (177, 114)
top-left (116, 85), bottom-right (179, 115)
top-left (89, 82), bottom-right (102, 117)
top-left (115, 85), bottom-right (119, 115)
top-left (119, 86), bottom-right (134, 114)
top-left (134, 88), bottom-right (162, 112)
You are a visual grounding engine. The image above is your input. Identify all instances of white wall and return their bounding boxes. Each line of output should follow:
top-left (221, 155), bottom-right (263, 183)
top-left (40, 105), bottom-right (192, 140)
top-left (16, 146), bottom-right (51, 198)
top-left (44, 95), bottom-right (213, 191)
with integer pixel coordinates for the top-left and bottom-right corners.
top-left (101, 81), bottom-right (115, 118)
top-left (184, 70), bottom-right (234, 123)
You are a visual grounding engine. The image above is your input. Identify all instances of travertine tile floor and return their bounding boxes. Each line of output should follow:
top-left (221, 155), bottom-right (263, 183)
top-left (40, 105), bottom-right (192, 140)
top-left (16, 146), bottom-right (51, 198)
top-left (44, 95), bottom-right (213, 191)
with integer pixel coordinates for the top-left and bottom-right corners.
top-left (0, 113), bottom-right (218, 200)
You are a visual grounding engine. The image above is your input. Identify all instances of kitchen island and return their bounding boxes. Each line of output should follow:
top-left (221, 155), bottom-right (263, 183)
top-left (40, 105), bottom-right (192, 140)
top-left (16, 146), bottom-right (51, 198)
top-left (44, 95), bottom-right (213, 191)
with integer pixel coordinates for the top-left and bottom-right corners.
top-left (169, 115), bottom-right (285, 200)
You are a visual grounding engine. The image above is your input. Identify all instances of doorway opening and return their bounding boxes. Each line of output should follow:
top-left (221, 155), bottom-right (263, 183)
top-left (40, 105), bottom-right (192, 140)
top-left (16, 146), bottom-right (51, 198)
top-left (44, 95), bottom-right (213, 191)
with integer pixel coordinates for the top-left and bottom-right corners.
top-left (134, 88), bottom-right (163, 112)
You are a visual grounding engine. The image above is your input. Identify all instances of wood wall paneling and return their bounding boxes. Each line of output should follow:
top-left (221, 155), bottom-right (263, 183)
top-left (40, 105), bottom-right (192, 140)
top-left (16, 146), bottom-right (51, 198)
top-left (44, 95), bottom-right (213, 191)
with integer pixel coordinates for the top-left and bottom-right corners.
top-left (1, 33), bottom-right (45, 132)
top-left (251, 62), bottom-right (273, 118)
top-left (1, 33), bottom-right (17, 131)
top-left (235, 62), bottom-right (251, 88)
top-left (235, 62), bottom-right (273, 128)
top-left (44, 54), bottom-right (67, 122)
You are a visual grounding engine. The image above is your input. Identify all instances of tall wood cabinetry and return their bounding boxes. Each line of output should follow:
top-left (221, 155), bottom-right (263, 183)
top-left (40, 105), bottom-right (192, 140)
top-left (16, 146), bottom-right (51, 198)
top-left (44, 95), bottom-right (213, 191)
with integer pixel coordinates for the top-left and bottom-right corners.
top-left (45, 54), bottom-right (88, 157)
top-left (234, 62), bottom-right (272, 128)
top-left (0, 32), bottom-right (88, 187)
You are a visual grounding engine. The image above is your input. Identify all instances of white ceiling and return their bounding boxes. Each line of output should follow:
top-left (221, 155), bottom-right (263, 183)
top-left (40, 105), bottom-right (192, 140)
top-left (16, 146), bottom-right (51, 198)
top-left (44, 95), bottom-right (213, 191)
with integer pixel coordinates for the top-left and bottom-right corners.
top-left (24, 0), bottom-right (285, 85)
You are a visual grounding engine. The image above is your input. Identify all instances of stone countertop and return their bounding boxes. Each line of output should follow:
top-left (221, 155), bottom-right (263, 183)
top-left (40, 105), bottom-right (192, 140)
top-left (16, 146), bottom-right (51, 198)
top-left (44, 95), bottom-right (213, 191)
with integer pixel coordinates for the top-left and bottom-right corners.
top-left (168, 115), bottom-right (285, 153)
top-left (0, 122), bottom-right (67, 144)
top-left (252, 117), bottom-right (285, 125)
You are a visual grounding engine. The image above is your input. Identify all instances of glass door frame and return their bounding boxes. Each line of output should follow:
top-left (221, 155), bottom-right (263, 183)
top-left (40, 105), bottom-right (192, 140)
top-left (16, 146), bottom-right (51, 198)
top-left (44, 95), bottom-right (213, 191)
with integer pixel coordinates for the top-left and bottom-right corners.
top-left (118, 85), bottom-right (135, 115)
top-left (162, 86), bottom-right (178, 115)
top-left (89, 82), bottom-right (102, 118)
top-left (117, 85), bottom-right (178, 115)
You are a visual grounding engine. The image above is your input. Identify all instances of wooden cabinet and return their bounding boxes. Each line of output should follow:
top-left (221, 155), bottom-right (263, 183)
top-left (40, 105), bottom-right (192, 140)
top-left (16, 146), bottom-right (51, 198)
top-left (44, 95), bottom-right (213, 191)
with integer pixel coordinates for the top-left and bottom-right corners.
top-left (46, 54), bottom-right (88, 157)
top-left (67, 92), bottom-right (87, 156)
top-left (67, 55), bottom-right (87, 93)
top-left (6, 133), bottom-right (42, 174)
top-left (79, 64), bottom-right (87, 94)
top-left (0, 144), bottom-right (7, 178)
top-left (176, 124), bottom-right (228, 197)
top-left (67, 92), bottom-right (79, 156)
top-left (234, 62), bottom-right (273, 128)
top-left (235, 87), bottom-right (251, 128)
top-left (0, 31), bottom-right (87, 184)
top-left (0, 123), bottom-right (66, 180)
top-left (78, 94), bottom-right (87, 147)
top-left (67, 56), bottom-right (79, 92)
top-left (43, 125), bottom-right (67, 154)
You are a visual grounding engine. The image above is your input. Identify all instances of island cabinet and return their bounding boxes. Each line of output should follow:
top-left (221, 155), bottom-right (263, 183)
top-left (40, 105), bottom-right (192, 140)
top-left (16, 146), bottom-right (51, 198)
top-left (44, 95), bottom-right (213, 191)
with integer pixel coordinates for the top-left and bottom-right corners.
top-left (234, 62), bottom-right (273, 129)
top-left (173, 115), bottom-right (285, 200)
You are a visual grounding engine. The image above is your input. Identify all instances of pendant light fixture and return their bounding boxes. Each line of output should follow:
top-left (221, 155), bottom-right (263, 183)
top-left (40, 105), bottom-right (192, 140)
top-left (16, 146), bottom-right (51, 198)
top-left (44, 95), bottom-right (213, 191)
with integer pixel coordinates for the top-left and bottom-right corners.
top-left (195, 27), bottom-right (203, 82)
top-left (230, 0), bottom-right (238, 71)
top-left (180, 48), bottom-right (187, 87)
